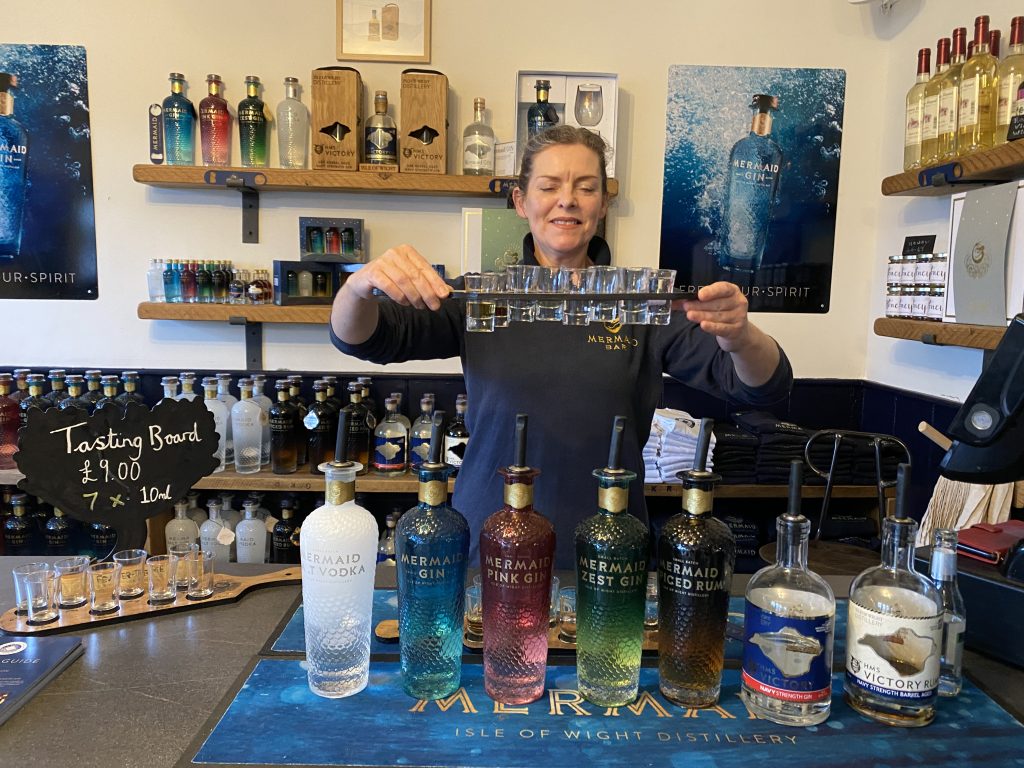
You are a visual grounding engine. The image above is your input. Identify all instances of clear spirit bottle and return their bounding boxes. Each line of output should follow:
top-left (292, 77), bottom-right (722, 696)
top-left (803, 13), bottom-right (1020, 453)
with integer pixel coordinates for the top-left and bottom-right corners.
top-left (479, 414), bottom-right (555, 704)
top-left (165, 500), bottom-right (200, 551)
top-left (443, 396), bottom-right (470, 477)
top-left (231, 378), bottom-right (264, 475)
top-left (373, 397), bottom-right (408, 475)
top-left (958, 15), bottom-right (999, 154)
top-left (277, 77), bottom-right (309, 169)
top-left (0, 373), bottom-right (18, 470)
top-left (158, 375), bottom-right (179, 404)
top-left (201, 377), bottom-right (228, 473)
top-left (396, 410), bottom-right (470, 699)
top-left (300, 440), bottom-right (379, 698)
top-left (377, 513), bottom-right (397, 565)
top-left (390, 390), bottom-right (412, 464)
top-left (921, 38), bottom-right (950, 166)
top-left (199, 73), bottom-right (231, 166)
top-left (463, 97), bottom-right (495, 175)
top-left (409, 394), bottom-right (435, 470)
top-left (305, 380), bottom-right (339, 474)
top-left (216, 374), bottom-right (238, 464)
top-left (176, 372), bottom-right (199, 401)
top-left (527, 80), bottom-right (558, 138)
top-left (657, 418), bottom-right (736, 707)
top-left (904, 48), bottom-right (931, 170)
top-left (341, 382), bottom-right (374, 476)
top-left (200, 499), bottom-right (232, 564)
top-left (147, 258), bottom-right (165, 302)
top-left (930, 528), bottom-right (966, 697)
top-left (235, 499), bottom-right (268, 564)
top-left (251, 374), bottom-right (273, 466)
top-left (0, 73), bottom-right (28, 257)
top-left (937, 27), bottom-right (968, 161)
top-left (272, 503), bottom-right (300, 564)
top-left (364, 90), bottom-right (397, 165)
top-left (162, 73), bottom-right (195, 166)
top-left (996, 17), bottom-right (1024, 145)
top-left (574, 416), bottom-right (650, 707)
top-left (845, 464), bottom-right (943, 728)
top-left (219, 492), bottom-right (242, 532)
top-left (238, 75), bottom-right (268, 168)
top-left (718, 94), bottom-right (783, 273)
top-left (270, 380), bottom-right (299, 474)
top-left (741, 460), bottom-right (835, 726)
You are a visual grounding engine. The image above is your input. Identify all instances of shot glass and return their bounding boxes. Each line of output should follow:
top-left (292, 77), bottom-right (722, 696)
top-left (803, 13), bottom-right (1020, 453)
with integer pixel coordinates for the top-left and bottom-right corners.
top-left (12, 562), bottom-right (50, 615)
top-left (586, 266), bottom-right (624, 322)
top-left (506, 264), bottom-right (540, 322)
top-left (648, 268), bottom-right (677, 326)
top-left (464, 584), bottom-right (483, 642)
top-left (54, 556), bottom-right (90, 609)
top-left (535, 266), bottom-right (567, 322)
top-left (88, 561), bottom-right (122, 614)
top-left (561, 266), bottom-right (592, 326)
top-left (24, 566), bottom-right (59, 625)
top-left (186, 549), bottom-right (216, 600)
top-left (549, 575), bottom-right (561, 627)
top-left (146, 554), bottom-right (178, 604)
top-left (464, 272), bottom-right (499, 333)
top-left (484, 271), bottom-right (510, 328)
top-left (558, 587), bottom-right (577, 644)
top-left (620, 267), bottom-right (652, 325)
top-left (169, 543), bottom-right (199, 591)
top-left (113, 549), bottom-right (147, 599)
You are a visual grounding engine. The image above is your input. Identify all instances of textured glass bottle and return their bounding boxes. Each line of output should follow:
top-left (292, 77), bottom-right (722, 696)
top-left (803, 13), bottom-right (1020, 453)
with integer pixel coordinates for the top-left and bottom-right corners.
top-left (845, 466), bottom-right (942, 728)
top-left (463, 97), bottom-right (495, 175)
top-left (236, 499), bottom-right (267, 564)
top-left (396, 411), bottom-right (470, 699)
top-left (305, 380), bottom-right (339, 473)
top-left (574, 416), bottom-right (650, 707)
top-left (162, 73), bottom-right (195, 165)
top-left (373, 396), bottom-right (407, 475)
top-left (199, 74), bottom-right (230, 166)
top-left (365, 90), bottom-right (397, 165)
top-left (0, 373), bottom-right (19, 470)
top-left (904, 48), bottom-right (931, 171)
top-left (269, 380), bottom-right (299, 474)
top-left (231, 378), bottom-right (264, 475)
top-left (658, 418), bottom-right (736, 707)
top-left (930, 528), bottom-right (966, 697)
top-left (342, 382), bottom-right (375, 475)
top-left (216, 374), bottom-right (238, 464)
top-left (165, 500), bottom-right (200, 551)
top-left (300, 445), bottom-right (379, 698)
top-left (0, 73), bottom-right (28, 257)
top-left (480, 414), bottom-right (555, 704)
top-left (238, 75), bottom-right (268, 168)
top-left (201, 377), bottom-right (228, 473)
top-left (958, 15), bottom-right (999, 155)
top-left (277, 77), bottom-right (309, 169)
top-left (741, 461), bottom-right (834, 725)
top-left (200, 499), bottom-right (231, 564)
top-left (527, 80), bottom-right (558, 138)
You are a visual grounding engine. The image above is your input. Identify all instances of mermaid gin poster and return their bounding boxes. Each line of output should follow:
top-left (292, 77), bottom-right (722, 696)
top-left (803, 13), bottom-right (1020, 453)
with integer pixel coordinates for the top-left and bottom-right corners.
top-left (0, 44), bottom-right (97, 300)
top-left (660, 65), bottom-right (845, 313)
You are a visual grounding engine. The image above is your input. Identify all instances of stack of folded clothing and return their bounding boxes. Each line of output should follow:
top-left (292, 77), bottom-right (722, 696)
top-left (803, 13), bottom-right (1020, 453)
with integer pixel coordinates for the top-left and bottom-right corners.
top-left (644, 408), bottom-right (715, 483)
top-left (642, 421), bottom-right (662, 484)
top-left (710, 423), bottom-right (758, 484)
top-left (733, 411), bottom-right (811, 484)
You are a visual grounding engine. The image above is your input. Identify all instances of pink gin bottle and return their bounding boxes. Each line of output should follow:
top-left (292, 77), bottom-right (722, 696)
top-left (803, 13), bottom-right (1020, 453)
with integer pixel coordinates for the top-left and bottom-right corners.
top-left (199, 74), bottom-right (231, 166)
top-left (479, 413), bottom-right (555, 704)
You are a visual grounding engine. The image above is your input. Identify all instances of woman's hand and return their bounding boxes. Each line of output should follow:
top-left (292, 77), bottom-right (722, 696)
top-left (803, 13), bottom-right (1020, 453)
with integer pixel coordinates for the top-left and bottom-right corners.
top-left (678, 281), bottom-right (752, 352)
top-left (343, 244), bottom-right (451, 311)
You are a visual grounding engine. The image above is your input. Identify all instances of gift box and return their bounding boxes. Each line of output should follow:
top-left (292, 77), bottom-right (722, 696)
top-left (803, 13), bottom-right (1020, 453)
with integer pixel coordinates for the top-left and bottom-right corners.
top-left (399, 69), bottom-right (448, 174)
top-left (272, 260), bottom-right (361, 305)
top-left (311, 66), bottom-right (362, 171)
top-left (298, 216), bottom-right (365, 263)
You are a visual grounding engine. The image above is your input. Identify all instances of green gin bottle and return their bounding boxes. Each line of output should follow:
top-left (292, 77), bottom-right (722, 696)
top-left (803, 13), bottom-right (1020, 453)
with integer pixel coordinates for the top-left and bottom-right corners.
top-left (238, 75), bottom-right (268, 168)
top-left (574, 415), bottom-right (650, 706)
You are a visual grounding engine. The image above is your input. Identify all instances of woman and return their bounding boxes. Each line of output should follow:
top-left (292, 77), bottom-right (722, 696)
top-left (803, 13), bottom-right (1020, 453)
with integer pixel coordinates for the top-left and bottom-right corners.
top-left (330, 126), bottom-right (792, 568)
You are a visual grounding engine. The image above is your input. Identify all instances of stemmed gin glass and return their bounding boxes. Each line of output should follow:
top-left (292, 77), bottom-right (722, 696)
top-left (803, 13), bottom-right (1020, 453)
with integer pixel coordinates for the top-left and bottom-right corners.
top-left (574, 85), bottom-right (604, 128)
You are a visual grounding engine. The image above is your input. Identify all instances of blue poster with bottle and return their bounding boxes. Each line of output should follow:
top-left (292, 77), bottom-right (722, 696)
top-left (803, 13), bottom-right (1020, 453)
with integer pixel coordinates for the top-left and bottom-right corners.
top-left (660, 65), bottom-right (845, 313)
top-left (0, 44), bottom-right (96, 300)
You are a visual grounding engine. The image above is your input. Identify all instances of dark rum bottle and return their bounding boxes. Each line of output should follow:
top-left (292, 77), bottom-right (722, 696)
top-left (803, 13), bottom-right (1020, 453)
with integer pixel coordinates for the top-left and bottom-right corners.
top-left (657, 418), bottom-right (736, 707)
top-left (200, 73), bottom-right (231, 167)
top-left (238, 75), bottom-right (268, 168)
top-left (479, 413), bottom-right (555, 704)
top-left (305, 379), bottom-right (339, 474)
top-left (0, 373), bottom-right (18, 469)
top-left (269, 380), bottom-right (299, 475)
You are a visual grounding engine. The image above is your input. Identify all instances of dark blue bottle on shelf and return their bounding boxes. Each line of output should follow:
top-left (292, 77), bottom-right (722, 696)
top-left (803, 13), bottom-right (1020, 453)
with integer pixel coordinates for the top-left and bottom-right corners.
top-left (527, 80), bottom-right (558, 138)
top-left (162, 73), bottom-right (196, 166)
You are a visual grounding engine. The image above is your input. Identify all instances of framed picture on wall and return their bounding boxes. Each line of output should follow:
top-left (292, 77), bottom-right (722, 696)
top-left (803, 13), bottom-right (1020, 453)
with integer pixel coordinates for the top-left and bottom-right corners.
top-left (336, 0), bottom-right (431, 63)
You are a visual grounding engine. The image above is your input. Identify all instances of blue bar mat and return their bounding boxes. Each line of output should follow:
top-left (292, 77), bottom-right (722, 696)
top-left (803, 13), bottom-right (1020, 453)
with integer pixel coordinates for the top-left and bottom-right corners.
top-left (190, 660), bottom-right (1023, 768)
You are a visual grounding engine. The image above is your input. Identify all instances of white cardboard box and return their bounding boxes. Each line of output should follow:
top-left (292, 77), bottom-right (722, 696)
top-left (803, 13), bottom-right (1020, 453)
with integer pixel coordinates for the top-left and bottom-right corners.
top-left (514, 71), bottom-right (618, 178)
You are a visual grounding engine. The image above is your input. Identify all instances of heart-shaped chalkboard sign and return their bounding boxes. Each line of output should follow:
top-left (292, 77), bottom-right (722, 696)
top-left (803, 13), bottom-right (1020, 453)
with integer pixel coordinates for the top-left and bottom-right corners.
top-left (15, 398), bottom-right (220, 550)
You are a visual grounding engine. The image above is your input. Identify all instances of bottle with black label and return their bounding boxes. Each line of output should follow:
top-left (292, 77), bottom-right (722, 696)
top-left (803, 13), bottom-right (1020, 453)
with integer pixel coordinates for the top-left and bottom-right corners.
top-left (269, 380), bottom-right (299, 475)
top-left (365, 90), bottom-right (397, 165)
top-left (443, 395), bottom-right (470, 476)
top-left (342, 382), bottom-right (375, 476)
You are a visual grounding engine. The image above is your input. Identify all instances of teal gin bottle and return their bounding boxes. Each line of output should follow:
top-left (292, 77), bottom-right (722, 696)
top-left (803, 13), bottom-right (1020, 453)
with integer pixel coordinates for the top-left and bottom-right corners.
top-left (396, 411), bottom-right (470, 699)
top-left (162, 73), bottom-right (196, 165)
top-left (238, 75), bottom-right (268, 168)
top-left (0, 73), bottom-right (28, 257)
top-left (574, 415), bottom-right (650, 707)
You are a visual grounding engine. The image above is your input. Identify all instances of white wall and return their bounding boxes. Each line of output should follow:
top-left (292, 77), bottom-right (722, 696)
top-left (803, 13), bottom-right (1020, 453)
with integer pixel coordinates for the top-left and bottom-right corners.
top-left (0, 0), bottom-right (999, 400)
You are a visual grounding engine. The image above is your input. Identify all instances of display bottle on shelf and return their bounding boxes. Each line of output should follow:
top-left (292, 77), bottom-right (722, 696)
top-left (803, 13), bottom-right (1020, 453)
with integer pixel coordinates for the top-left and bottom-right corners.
top-left (232, 378), bottom-right (264, 475)
top-left (116, 371), bottom-right (147, 410)
top-left (409, 394), bottom-right (435, 470)
top-left (996, 17), bottom-right (1024, 144)
top-left (165, 500), bottom-right (200, 551)
top-left (201, 376), bottom-right (228, 473)
top-left (937, 27), bottom-right (969, 161)
top-left (374, 396), bottom-right (408, 475)
top-left (176, 372), bottom-right (198, 402)
top-left (300, 412), bottom-right (379, 698)
top-left (443, 396), bottom-right (470, 476)
top-left (238, 75), bottom-right (268, 168)
top-left (527, 79), bottom-right (558, 138)
top-left (930, 528), bottom-right (966, 697)
top-left (958, 14), bottom-right (999, 155)
top-left (236, 499), bottom-right (267, 564)
top-left (342, 382), bottom-right (374, 476)
top-left (200, 498), bottom-right (232, 564)
top-left (44, 369), bottom-right (69, 407)
top-left (463, 97), bottom-right (495, 176)
top-left (185, 491), bottom-right (207, 527)
top-left (356, 377), bottom-right (377, 420)
top-left (157, 376), bottom-right (179, 404)
top-left (44, 508), bottom-right (72, 556)
top-left (4, 495), bottom-right (32, 555)
top-left (272, 501), bottom-right (300, 564)
top-left (741, 460), bottom-right (835, 725)
top-left (215, 374), bottom-right (237, 463)
top-left (180, 261), bottom-right (197, 303)
top-left (574, 415), bottom-right (650, 707)
top-left (162, 73), bottom-right (195, 166)
top-left (845, 464), bottom-right (942, 727)
top-left (277, 76), bottom-right (308, 169)
top-left (305, 379), bottom-right (339, 473)
top-left (8, 369), bottom-right (30, 405)
top-left (322, 376), bottom-right (344, 413)
top-left (992, 27), bottom-right (1002, 58)
top-left (365, 90), bottom-right (398, 165)
top-left (212, 261), bottom-right (229, 302)
top-left (199, 74), bottom-right (231, 167)
top-left (270, 380), bottom-right (299, 475)
top-left (88, 520), bottom-right (117, 560)
top-left (93, 375), bottom-right (123, 414)
top-left (0, 373), bottom-right (18, 470)
top-left (196, 260), bottom-right (213, 303)
top-left (147, 259), bottom-right (165, 302)
top-left (904, 47), bottom-right (932, 171)
top-left (921, 37), bottom-right (951, 166)
top-left (60, 375), bottom-right (91, 414)
top-left (396, 410), bottom-right (470, 699)
top-left (251, 374), bottom-right (273, 466)
top-left (657, 417), bottom-right (736, 707)
top-left (219, 492), bottom-right (241, 533)
top-left (81, 370), bottom-right (103, 407)
top-left (479, 413), bottom-right (555, 704)
top-left (287, 376), bottom-right (308, 467)
top-left (18, 374), bottom-right (48, 429)
top-left (376, 512), bottom-right (397, 565)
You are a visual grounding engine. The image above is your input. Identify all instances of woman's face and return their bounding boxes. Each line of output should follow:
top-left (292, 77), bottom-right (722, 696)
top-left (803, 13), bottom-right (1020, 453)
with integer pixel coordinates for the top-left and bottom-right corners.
top-left (513, 143), bottom-right (608, 267)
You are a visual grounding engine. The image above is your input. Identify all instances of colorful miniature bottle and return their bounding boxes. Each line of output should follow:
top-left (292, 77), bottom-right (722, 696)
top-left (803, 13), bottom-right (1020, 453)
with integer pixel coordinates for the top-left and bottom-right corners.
top-left (162, 73), bottom-right (195, 165)
top-left (0, 73), bottom-right (28, 256)
top-left (199, 73), bottom-right (231, 166)
top-left (238, 75), bottom-right (268, 168)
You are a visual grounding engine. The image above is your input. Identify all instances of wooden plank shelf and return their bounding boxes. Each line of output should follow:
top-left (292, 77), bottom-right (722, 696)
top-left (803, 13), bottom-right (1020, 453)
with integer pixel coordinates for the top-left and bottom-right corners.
top-left (881, 141), bottom-right (1024, 196)
top-left (138, 302), bottom-right (332, 324)
top-left (873, 317), bottom-right (1006, 350)
top-left (193, 468), bottom-right (441, 494)
top-left (133, 164), bottom-right (619, 199)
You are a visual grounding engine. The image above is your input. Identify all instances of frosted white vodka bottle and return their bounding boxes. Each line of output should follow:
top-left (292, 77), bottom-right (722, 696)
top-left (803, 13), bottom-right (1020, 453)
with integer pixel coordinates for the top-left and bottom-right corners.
top-left (201, 377), bottom-right (228, 473)
top-left (235, 500), bottom-right (268, 563)
top-left (216, 374), bottom-right (238, 463)
top-left (231, 378), bottom-right (264, 475)
top-left (276, 76), bottom-right (309, 169)
top-left (219, 492), bottom-right (242, 531)
top-left (165, 500), bottom-right (200, 550)
top-left (200, 500), bottom-right (232, 564)
top-left (251, 374), bottom-right (273, 465)
top-left (301, 456), bottom-right (378, 698)
top-left (186, 491), bottom-right (207, 527)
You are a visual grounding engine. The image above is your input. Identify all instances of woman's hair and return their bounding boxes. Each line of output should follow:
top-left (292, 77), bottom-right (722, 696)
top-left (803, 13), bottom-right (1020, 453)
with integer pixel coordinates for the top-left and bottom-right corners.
top-left (517, 126), bottom-right (609, 196)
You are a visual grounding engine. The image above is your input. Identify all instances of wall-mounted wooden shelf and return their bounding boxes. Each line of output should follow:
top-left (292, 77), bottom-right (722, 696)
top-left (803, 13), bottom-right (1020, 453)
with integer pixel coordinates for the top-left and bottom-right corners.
top-left (873, 317), bottom-right (1006, 350)
top-left (881, 141), bottom-right (1024, 196)
top-left (138, 302), bottom-right (332, 324)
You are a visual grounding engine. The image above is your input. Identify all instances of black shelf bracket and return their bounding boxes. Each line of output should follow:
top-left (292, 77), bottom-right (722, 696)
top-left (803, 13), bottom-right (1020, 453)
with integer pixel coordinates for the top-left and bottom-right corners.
top-left (204, 170), bottom-right (266, 244)
top-left (228, 316), bottom-right (264, 370)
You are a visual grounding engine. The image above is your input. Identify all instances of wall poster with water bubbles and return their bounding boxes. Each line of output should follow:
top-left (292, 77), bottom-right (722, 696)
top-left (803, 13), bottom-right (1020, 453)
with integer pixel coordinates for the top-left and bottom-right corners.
top-left (0, 44), bottom-right (96, 300)
top-left (659, 65), bottom-right (845, 313)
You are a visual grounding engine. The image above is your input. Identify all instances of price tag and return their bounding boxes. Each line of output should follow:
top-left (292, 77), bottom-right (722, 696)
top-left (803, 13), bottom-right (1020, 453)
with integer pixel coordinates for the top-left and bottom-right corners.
top-left (216, 526), bottom-right (236, 546)
top-left (1007, 115), bottom-right (1024, 143)
top-left (902, 235), bottom-right (937, 256)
